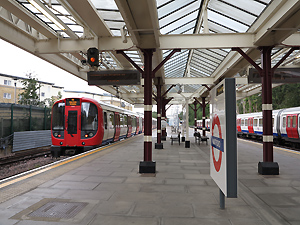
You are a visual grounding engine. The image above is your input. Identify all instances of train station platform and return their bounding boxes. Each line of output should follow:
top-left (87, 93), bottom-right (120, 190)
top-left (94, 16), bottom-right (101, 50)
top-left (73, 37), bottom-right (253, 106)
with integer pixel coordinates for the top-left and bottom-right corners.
top-left (0, 127), bottom-right (300, 225)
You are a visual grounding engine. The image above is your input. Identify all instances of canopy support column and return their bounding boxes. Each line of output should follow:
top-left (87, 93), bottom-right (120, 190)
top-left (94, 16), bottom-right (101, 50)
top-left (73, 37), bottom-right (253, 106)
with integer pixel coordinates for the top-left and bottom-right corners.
top-left (232, 46), bottom-right (299, 175)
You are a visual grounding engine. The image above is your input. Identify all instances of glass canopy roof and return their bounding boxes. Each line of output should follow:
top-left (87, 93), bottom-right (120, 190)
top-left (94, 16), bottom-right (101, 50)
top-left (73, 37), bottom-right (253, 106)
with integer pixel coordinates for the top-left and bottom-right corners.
top-left (9, 0), bottom-right (298, 101)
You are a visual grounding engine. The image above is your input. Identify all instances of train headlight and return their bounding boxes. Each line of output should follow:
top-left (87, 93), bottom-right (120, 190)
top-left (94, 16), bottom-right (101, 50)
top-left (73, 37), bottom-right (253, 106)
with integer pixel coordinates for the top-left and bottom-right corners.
top-left (54, 132), bottom-right (58, 137)
top-left (82, 142), bottom-right (85, 145)
top-left (89, 132), bottom-right (94, 137)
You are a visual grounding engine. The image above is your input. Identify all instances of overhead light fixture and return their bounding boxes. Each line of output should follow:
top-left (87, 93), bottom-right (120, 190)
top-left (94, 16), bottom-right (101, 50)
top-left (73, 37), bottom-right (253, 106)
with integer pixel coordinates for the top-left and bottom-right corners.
top-left (28, 0), bottom-right (66, 31)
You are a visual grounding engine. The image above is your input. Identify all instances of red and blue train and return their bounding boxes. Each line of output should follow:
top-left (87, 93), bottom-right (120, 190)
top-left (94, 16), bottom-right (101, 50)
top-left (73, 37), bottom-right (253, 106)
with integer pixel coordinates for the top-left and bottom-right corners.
top-left (237, 106), bottom-right (300, 148)
top-left (51, 97), bottom-right (148, 157)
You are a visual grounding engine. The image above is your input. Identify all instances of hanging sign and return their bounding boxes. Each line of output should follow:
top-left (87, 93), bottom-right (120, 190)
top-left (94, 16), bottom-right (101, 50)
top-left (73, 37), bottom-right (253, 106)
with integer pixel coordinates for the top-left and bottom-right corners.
top-left (210, 78), bottom-right (237, 198)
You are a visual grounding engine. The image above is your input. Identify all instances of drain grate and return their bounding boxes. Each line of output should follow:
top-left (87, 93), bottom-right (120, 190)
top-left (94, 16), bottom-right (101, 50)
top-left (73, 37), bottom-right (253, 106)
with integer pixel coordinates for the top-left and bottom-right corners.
top-left (28, 201), bottom-right (88, 219)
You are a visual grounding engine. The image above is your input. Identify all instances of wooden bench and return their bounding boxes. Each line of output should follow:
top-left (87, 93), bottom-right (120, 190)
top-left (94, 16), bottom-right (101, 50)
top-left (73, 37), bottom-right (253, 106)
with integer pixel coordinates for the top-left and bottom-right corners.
top-left (170, 132), bottom-right (181, 145)
top-left (194, 132), bottom-right (209, 145)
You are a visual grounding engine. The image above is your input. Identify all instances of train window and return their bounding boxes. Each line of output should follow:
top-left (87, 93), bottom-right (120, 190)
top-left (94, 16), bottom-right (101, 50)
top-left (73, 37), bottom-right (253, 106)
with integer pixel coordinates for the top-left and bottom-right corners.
top-left (259, 119), bottom-right (263, 127)
top-left (124, 115), bottom-right (128, 127)
top-left (241, 119), bottom-right (244, 126)
top-left (52, 102), bottom-right (65, 131)
top-left (109, 113), bottom-right (114, 128)
top-left (104, 112), bottom-right (107, 129)
top-left (293, 116), bottom-right (296, 128)
top-left (272, 118), bottom-right (274, 127)
top-left (81, 102), bottom-right (98, 131)
top-left (282, 117), bottom-right (286, 128)
top-left (254, 119), bottom-right (258, 127)
top-left (68, 111), bottom-right (77, 134)
top-left (120, 115), bottom-right (124, 128)
top-left (287, 116), bottom-right (291, 128)
top-left (245, 119), bottom-right (248, 126)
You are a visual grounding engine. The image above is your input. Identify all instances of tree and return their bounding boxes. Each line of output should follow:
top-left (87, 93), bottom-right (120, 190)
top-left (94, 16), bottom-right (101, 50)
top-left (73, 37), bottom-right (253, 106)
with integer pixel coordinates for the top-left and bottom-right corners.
top-left (18, 73), bottom-right (41, 106)
top-left (44, 91), bottom-right (63, 108)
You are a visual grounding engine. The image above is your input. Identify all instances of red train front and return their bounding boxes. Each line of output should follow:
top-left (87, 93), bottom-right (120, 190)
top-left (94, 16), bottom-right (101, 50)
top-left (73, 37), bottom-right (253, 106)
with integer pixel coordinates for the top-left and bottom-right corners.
top-left (51, 97), bottom-right (104, 157)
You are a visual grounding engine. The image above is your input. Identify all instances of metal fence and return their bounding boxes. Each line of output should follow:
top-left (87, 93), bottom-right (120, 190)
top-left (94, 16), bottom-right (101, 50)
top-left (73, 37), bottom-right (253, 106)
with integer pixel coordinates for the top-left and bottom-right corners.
top-left (0, 103), bottom-right (51, 138)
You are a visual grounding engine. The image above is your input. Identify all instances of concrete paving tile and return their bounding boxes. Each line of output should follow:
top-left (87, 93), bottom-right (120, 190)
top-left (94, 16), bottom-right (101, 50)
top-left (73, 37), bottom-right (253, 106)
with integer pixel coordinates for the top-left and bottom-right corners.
top-left (140, 184), bottom-right (186, 193)
top-left (132, 202), bottom-right (194, 217)
top-left (155, 172), bottom-right (184, 179)
top-left (184, 173), bottom-right (211, 179)
top-left (263, 178), bottom-right (292, 187)
top-left (53, 174), bottom-right (88, 181)
top-left (95, 183), bottom-right (142, 192)
top-left (22, 187), bottom-right (67, 199)
top-left (163, 217), bottom-right (231, 225)
top-left (109, 191), bottom-right (163, 203)
top-left (74, 170), bottom-right (112, 176)
top-left (84, 176), bottom-right (126, 183)
top-left (230, 218), bottom-right (267, 225)
top-left (165, 178), bottom-right (207, 186)
top-left (124, 177), bottom-right (164, 184)
top-left (51, 181), bottom-right (99, 190)
top-left (193, 204), bottom-right (257, 219)
top-left (94, 201), bottom-right (134, 215)
top-left (188, 185), bottom-right (219, 194)
top-left (290, 221), bottom-right (300, 225)
top-left (249, 186), bottom-right (299, 194)
top-left (273, 206), bottom-right (300, 221)
top-left (258, 194), bottom-right (298, 206)
top-left (239, 179), bottom-right (267, 187)
top-left (89, 215), bottom-right (158, 225)
top-left (163, 192), bottom-right (218, 205)
top-left (58, 189), bottom-right (113, 201)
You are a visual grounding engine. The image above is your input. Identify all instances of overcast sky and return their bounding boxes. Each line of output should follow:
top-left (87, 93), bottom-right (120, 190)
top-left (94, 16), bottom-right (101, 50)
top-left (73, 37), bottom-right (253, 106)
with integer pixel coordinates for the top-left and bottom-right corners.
top-left (0, 39), bottom-right (104, 94)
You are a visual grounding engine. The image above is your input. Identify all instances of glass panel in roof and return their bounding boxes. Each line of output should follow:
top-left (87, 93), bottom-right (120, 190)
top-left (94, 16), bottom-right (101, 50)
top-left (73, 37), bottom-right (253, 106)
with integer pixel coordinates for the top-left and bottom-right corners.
top-left (208, 9), bottom-right (249, 32)
top-left (208, 3), bottom-right (256, 27)
top-left (99, 11), bottom-right (124, 21)
top-left (160, 11), bottom-right (198, 34)
top-left (159, 1), bottom-right (200, 33)
top-left (158, 0), bottom-right (196, 17)
top-left (218, 0), bottom-right (271, 17)
top-left (90, 0), bottom-right (118, 10)
top-left (50, 5), bottom-right (69, 15)
top-left (56, 16), bottom-right (76, 25)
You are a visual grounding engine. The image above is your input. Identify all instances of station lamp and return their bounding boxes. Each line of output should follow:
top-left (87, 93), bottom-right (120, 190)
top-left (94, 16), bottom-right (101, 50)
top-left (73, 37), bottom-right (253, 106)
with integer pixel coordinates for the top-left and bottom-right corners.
top-left (87, 47), bottom-right (99, 67)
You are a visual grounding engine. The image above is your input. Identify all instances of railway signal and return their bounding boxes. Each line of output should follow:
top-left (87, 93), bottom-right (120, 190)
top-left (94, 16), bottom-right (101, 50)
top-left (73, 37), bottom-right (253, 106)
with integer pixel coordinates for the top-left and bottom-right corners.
top-left (87, 47), bottom-right (99, 67)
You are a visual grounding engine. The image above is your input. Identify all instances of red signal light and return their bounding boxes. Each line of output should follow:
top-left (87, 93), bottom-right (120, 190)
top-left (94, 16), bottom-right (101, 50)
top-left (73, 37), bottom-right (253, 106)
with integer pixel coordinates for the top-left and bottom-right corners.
top-left (90, 57), bottom-right (96, 63)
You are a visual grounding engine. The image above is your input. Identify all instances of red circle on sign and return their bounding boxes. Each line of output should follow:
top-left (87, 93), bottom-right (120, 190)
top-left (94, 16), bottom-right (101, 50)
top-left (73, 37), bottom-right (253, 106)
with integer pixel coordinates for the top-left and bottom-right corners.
top-left (212, 114), bottom-right (222, 172)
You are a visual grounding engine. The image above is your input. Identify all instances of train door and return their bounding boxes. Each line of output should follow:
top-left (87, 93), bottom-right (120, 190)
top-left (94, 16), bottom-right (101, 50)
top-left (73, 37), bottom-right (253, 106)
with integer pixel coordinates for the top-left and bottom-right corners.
top-left (114, 112), bottom-right (120, 141)
top-left (237, 118), bottom-right (241, 132)
top-left (127, 116), bottom-right (132, 137)
top-left (286, 114), bottom-right (299, 139)
top-left (65, 106), bottom-right (81, 146)
top-left (136, 117), bottom-right (140, 134)
top-left (248, 117), bottom-right (254, 133)
top-left (102, 111), bottom-right (109, 142)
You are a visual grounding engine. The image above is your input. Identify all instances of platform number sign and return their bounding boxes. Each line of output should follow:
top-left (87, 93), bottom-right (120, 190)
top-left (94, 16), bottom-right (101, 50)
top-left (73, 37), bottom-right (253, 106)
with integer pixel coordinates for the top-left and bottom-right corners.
top-left (210, 78), bottom-right (237, 198)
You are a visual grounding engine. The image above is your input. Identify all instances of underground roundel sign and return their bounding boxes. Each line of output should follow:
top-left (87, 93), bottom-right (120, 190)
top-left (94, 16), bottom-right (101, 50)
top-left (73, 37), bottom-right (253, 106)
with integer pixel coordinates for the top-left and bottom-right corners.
top-left (211, 114), bottom-right (224, 172)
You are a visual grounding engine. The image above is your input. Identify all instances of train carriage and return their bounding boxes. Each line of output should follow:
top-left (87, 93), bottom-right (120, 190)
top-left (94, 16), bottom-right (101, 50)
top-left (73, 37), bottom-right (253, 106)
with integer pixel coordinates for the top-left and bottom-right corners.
top-left (51, 97), bottom-right (146, 157)
top-left (237, 107), bottom-right (300, 147)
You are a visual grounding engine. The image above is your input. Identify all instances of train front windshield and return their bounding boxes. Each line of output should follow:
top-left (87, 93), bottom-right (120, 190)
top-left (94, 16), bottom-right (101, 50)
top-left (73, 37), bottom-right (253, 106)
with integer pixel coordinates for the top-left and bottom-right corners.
top-left (81, 102), bottom-right (98, 131)
top-left (52, 102), bottom-right (65, 130)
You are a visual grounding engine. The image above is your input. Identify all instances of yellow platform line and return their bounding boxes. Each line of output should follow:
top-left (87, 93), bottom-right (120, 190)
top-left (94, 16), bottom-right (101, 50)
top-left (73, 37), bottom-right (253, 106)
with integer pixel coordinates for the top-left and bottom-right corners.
top-left (0, 135), bottom-right (140, 189)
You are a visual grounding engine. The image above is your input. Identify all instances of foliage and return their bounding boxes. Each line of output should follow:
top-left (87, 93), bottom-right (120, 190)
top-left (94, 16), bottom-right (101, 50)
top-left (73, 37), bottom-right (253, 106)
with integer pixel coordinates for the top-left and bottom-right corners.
top-left (44, 91), bottom-right (63, 108)
top-left (237, 83), bottom-right (300, 114)
top-left (188, 103), bottom-right (210, 126)
top-left (152, 111), bottom-right (157, 119)
top-left (18, 73), bottom-right (41, 106)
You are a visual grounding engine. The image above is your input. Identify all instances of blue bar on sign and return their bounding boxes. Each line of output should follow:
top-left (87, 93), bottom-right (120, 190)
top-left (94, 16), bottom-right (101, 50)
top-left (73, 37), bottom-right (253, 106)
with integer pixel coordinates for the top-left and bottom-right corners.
top-left (211, 136), bottom-right (224, 152)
